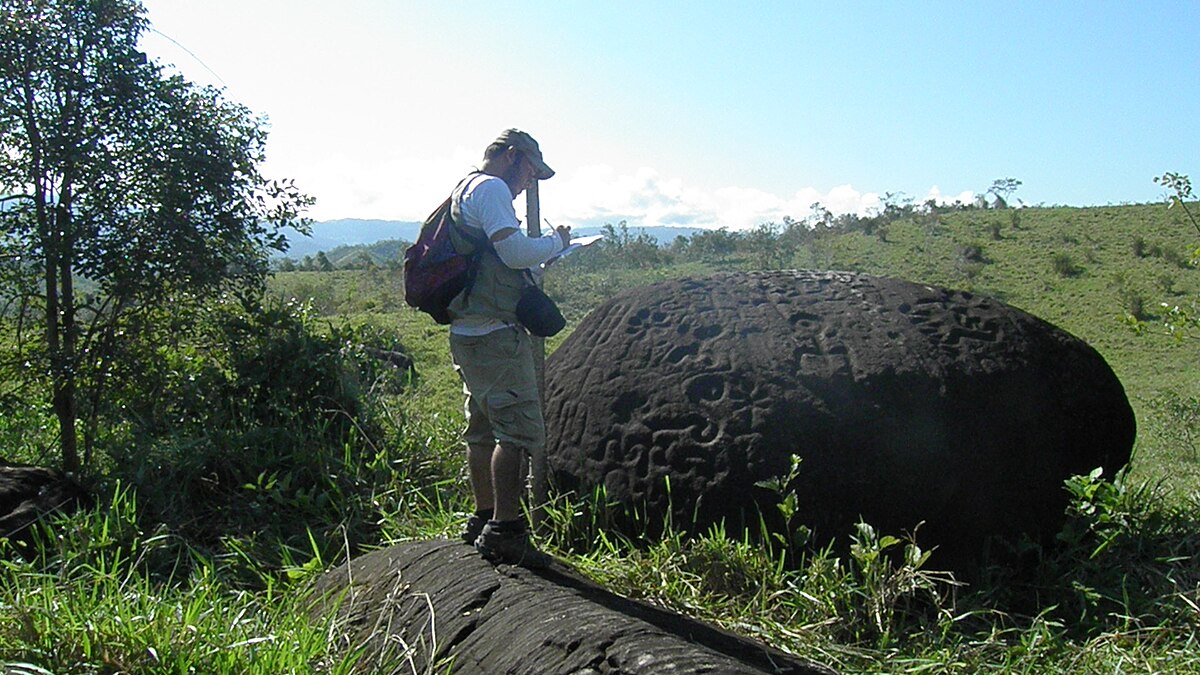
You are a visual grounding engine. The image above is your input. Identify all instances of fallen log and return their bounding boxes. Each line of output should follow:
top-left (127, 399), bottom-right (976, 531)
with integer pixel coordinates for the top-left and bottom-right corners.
top-left (311, 539), bottom-right (836, 674)
top-left (0, 463), bottom-right (91, 558)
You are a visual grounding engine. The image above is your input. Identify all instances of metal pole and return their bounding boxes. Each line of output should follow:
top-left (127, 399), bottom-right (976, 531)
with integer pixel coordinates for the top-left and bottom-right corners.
top-left (526, 181), bottom-right (548, 529)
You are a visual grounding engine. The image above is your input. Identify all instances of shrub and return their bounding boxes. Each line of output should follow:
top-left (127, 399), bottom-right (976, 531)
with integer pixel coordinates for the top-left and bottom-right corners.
top-left (568, 221), bottom-right (674, 271)
top-left (1052, 251), bottom-right (1083, 277)
top-left (1122, 290), bottom-right (1149, 320)
top-left (955, 242), bottom-right (987, 263)
top-left (1156, 273), bottom-right (1178, 295)
top-left (1160, 246), bottom-right (1192, 269)
top-left (1005, 469), bottom-right (1200, 639)
top-left (91, 296), bottom-right (412, 574)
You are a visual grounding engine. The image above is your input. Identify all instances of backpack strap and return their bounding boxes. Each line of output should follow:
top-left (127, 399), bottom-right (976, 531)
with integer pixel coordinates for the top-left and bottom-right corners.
top-left (448, 173), bottom-right (495, 249)
top-left (447, 173), bottom-right (492, 305)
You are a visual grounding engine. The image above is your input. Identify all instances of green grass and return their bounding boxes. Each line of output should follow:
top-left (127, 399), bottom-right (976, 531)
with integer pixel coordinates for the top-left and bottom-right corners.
top-left (0, 488), bottom-right (369, 674)
top-left (532, 476), bottom-right (1200, 673)
top-left (4, 202), bottom-right (1199, 673)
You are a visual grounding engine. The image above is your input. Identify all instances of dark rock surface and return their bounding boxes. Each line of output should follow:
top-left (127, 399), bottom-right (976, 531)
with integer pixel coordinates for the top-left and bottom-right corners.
top-left (543, 271), bottom-right (1135, 554)
top-left (311, 539), bottom-right (835, 674)
top-left (1, 463), bottom-right (90, 557)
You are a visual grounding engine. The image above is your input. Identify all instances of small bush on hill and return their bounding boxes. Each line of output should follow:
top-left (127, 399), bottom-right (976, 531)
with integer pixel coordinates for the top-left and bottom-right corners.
top-left (1052, 251), bottom-right (1083, 277)
top-left (955, 243), bottom-right (987, 263)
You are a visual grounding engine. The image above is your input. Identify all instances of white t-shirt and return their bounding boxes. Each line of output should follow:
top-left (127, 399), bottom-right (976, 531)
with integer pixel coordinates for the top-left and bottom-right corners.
top-left (449, 174), bottom-right (564, 336)
top-left (451, 174), bottom-right (520, 240)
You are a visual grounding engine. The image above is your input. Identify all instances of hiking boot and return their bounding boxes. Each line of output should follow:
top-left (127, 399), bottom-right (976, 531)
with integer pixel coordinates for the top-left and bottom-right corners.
top-left (460, 512), bottom-right (489, 545)
top-left (474, 520), bottom-right (553, 569)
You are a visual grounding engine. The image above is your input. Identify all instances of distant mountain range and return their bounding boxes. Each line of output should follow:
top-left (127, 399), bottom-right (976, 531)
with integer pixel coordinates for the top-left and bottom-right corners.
top-left (279, 219), bottom-right (422, 258)
top-left (279, 218), bottom-right (705, 259)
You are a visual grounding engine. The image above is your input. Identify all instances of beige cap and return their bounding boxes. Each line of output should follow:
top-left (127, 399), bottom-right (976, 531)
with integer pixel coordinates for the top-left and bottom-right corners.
top-left (494, 128), bottom-right (555, 180)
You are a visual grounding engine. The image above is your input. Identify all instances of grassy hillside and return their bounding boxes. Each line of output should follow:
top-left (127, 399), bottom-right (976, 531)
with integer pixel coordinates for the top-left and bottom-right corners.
top-left (14, 202), bottom-right (1186, 673)
top-left (250, 201), bottom-right (1200, 671)
top-left (271, 202), bottom-right (1200, 498)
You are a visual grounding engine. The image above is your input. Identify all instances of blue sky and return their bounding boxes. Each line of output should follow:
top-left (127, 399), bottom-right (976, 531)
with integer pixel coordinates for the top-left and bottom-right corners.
top-left (139, 1), bottom-right (1199, 229)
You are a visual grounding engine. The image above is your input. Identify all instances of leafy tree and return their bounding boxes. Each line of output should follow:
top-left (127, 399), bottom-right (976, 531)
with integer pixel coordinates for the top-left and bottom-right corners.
top-left (569, 221), bottom-right (670, 270)
top-left (0, 0), bottom-right (311, 472)
top-left (774, 215), bottom-right (810, 253)
top-left (808, 202), bottom-right (835, 231)
top-left (879, 191), bottom-right (914, 220)
top-left (987, 177), bottom-right (1022, 208)
top-left (1154, 172), bottom-right (1199, 237)
top-left (1134, 172), bottom-right (1200, 341)
top-left (687, 227), bottom-right (739, 263)
top-left (743, 221), bottom-right (789, 268)
top-left (349, 251), bottom-right (375, 270)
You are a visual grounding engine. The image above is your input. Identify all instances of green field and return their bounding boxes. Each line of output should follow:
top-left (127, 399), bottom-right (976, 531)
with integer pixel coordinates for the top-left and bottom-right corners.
top-left (3, 202), bottom-right (1199, 673)
top-left (273, 203), bottom-right (1200, 497)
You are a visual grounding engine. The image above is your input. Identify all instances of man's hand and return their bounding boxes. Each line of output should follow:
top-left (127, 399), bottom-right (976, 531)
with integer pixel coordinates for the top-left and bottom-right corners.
top-left (556, 224), bottom-right (572, 249)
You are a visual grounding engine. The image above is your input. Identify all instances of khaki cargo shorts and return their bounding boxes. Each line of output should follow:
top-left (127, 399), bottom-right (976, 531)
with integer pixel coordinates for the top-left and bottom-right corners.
top-left (449, 327), bottom-right (545, 452)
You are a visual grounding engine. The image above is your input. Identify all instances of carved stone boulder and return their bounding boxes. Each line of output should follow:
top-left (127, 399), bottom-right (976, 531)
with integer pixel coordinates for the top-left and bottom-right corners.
top-left (544, 271), bottom-right (1135, 555)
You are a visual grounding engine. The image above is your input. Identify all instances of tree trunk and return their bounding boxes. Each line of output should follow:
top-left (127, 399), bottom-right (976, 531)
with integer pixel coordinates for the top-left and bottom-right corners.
top-left (55, 199), bottom-right (80, 475)
top-left (42, 207), bottom-right (78, 474)
top-left (44, 203), bottom-right (79, 475)
top-left (23, 64), bottom-right (79, 474)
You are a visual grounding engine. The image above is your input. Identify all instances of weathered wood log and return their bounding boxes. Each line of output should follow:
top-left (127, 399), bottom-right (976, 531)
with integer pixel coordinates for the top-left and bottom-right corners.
top-left (312, 539), bottom-right (836, 674)
top-left (0, 463), bottom-right (90, 558)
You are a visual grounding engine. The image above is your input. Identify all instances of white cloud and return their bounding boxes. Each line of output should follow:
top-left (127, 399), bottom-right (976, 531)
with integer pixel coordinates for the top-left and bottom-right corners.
top-left (288, 145), bottom-right (480, 222)
top-left (923, 185), bottom-right (976, 208)
top-left (296, 153), bottom-right (971, 233)
top-left (543, 165), bottom-right (886, 231)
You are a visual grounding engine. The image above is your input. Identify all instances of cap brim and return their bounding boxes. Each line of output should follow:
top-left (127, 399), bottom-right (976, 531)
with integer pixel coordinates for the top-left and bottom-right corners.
top-left (533, 158), bottom-right (554, 180)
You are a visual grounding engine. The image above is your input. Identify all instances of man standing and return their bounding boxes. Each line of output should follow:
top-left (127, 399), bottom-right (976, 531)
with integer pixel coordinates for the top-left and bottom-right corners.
top-left (449, 129), bottom-right (569, 568)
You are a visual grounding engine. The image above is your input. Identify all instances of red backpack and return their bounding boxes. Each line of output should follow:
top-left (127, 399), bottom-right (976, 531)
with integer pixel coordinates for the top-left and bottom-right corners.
top-left (403, 187), bottom-right (489, 324)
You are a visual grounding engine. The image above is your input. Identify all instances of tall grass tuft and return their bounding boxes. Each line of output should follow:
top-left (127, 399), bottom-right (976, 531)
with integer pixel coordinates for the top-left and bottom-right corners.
top-left (532, 469), bottom-right (1200, 673)
top-left (0, 487), bottom-right (382, 674)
